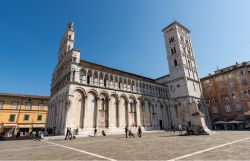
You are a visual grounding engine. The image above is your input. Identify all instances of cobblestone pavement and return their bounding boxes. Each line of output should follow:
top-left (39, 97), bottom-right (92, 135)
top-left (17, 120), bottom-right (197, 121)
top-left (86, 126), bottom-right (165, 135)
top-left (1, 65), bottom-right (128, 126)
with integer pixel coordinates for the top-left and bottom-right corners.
top-left (0, 131), bottom-right (249, 160)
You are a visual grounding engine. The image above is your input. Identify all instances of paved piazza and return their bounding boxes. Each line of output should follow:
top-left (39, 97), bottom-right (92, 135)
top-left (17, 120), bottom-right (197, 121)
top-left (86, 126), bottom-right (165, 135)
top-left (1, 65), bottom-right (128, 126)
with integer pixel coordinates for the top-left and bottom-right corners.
top-left (0, 131), bottom-right (249, 160)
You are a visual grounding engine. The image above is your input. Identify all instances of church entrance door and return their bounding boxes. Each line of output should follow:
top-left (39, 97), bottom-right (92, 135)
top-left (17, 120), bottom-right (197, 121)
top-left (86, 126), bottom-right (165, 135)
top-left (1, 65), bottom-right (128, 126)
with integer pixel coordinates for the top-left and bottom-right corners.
top-left (159, 120), bottom-right (163, 130)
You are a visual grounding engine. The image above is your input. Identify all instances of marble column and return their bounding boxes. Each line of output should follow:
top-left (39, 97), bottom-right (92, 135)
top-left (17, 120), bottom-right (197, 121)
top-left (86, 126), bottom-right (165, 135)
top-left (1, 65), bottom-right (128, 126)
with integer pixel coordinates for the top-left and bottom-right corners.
top-left (136, 100), bottom-right (142, 127)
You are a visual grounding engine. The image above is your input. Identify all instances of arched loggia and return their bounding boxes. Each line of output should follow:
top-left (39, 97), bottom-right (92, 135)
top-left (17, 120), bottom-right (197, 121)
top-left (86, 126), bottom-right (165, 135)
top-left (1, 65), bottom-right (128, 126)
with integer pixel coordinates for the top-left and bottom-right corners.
top-left (98, 92), bottom-right (109, 128)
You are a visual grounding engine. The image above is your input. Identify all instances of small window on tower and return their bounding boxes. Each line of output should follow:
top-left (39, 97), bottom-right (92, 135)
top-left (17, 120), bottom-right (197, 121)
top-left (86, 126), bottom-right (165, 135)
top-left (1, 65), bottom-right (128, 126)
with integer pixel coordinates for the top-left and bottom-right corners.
top-left (171, 48), bottom-right (174, 54)
top-left (193, 72), bottom-right (196, 79)
top-left (68, 34), bottom-right (71, 40)
top-left (169, 36), bottom-right (175, 44)
top-left (173, 47), bottom-right (176, 53)
top-left (174, 59), bottom-right (177, 66)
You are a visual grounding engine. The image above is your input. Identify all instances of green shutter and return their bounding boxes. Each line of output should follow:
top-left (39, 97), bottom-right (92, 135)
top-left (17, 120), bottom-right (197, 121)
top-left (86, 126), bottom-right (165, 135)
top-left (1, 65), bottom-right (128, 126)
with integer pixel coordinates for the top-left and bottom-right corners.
top-left (9, 114), bottom-right (15, 122)
top-left (24, 115), bottom-right (30, 121)
top-left (37, 115), bottom-right (42, 121)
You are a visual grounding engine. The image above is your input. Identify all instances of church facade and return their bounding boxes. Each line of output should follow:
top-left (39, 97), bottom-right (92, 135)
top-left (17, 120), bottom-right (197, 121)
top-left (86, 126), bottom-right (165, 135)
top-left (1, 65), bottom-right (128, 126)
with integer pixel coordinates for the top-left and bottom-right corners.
top-left (46, 21), bottom-right (211, 135)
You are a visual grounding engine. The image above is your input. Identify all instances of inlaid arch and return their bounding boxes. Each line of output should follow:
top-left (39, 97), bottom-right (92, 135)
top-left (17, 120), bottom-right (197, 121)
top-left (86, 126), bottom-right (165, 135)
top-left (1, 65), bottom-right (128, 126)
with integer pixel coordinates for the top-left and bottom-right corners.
top-left (110, 92), bottom-right (119, 128)
top-left (87, 89), bottom-right (98, 98)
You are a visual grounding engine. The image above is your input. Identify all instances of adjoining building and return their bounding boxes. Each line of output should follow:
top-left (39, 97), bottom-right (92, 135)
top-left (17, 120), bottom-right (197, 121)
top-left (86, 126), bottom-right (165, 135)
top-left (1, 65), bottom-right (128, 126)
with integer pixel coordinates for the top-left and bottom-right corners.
top-left (46, 21), bottom-right (211, 135)
top-left (0, 93), bottom-right (49, 136)
top-left (201, 62), bottom-right (250, 129)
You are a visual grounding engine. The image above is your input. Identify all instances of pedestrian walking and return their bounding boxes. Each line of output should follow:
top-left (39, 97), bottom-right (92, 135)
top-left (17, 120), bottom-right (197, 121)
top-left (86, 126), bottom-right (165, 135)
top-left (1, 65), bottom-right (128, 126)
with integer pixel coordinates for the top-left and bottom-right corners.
top-left (11, 130), bottom-right (15, 138)
top-left (170, 125), bottom-right (175, 134)
top-left (16, 130), bottom-right (20, 140)
top-left (94, 128), bottom-right (97, 137)
top-left (137, 126), bottom-right (142, 138)
top-left (65, 128), bottom-right (71, 140)
top-left (125, 125), bottom-right (128, 138)
top-left (34, 130), bottom-right (40, 141)
top-left (128, 130), bottom-right (135, 138)
top-left (0, 130), bottom-right (5, 140)
top-left (178, 124), bottom-right (183, 135)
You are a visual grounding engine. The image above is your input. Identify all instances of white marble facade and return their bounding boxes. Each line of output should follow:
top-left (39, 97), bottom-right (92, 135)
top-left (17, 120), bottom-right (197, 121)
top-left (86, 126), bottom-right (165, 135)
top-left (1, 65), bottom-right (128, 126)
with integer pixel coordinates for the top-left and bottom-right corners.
top-left (46, 22), bottom-right (211, 135)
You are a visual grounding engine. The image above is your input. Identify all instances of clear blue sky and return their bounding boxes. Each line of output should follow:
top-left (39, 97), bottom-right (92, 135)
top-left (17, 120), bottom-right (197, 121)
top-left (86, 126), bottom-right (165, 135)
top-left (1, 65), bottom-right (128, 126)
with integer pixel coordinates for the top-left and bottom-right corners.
top-left (1, 0), bottom-right (250, 96)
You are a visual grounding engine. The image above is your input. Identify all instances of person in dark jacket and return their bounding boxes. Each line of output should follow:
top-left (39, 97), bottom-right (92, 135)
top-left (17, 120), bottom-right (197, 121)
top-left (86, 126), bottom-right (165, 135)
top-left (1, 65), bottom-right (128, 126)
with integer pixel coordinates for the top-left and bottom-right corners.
top-left (137, 126), bottom-right (142, 138)
top-left (94, 128), bottom-right (97, 137)
top-left (16, 130), bottom-right (20, 140)
top-left (125, 125), bottom-right (128, 138)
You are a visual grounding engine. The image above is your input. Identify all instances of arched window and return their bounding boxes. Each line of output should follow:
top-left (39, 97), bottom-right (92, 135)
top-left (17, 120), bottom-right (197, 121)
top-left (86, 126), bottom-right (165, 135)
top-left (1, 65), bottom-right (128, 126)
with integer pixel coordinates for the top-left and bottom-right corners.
top-left (193, 71), bottom-right (196, 79)
top-left (68, 34), bottom-right (71, 40)
top-left (104, 79), bottom-right (107, 87)
top-left (188, 60), bottom-right (191, 67)
top-left (101, 98), bottom-right (105, 110)
top-left (152, 105), bottom-right (155, 113)
top-left (130, 102), bottom-right (133, 112)
top-left (68, 45), bottom-right (71, 51)
top-left (87, 75), bottom-right (90, 84)
top-left (72, 70), bottom-right (75, 82)
top-left (174, 59), bottom-right (177, 66)
top-left (188, 69), bottom-right (191, 77)
top-left (173, 47), bottom-right (176, 53)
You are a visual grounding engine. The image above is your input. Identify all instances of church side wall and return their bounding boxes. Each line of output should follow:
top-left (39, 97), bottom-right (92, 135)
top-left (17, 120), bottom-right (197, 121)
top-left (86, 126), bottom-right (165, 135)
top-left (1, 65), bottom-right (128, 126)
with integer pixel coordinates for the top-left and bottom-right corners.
top-left (59, 84), bottom-right (171, 135)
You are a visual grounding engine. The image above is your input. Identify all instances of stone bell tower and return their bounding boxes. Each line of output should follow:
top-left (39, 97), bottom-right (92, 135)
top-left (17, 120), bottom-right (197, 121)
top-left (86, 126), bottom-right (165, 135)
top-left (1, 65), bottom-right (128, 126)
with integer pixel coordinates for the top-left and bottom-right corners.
top-left (58, 22), bottom-right (75, 63)
top-left (162, 21), bottom-right (211, 129)
top-left (162, 21), bottom-right (202, 99)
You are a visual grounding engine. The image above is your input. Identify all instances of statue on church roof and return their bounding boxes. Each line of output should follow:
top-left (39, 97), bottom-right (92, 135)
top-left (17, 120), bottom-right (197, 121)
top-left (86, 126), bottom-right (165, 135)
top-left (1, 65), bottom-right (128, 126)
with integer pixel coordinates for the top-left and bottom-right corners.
top-left (67, 22), bottom-right (74, 30)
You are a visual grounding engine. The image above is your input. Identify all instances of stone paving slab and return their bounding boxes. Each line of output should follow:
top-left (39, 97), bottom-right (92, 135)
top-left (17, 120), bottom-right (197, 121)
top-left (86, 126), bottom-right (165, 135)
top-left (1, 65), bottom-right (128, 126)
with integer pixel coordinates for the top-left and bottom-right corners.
top-left (0, 131), bottom-right (249, 160)
top-left (0, 143), bottom-right (100, 160)
top-left (180, 140), bottom-right (250, 160)
top-left (0, 139), bottom-right (49, 151)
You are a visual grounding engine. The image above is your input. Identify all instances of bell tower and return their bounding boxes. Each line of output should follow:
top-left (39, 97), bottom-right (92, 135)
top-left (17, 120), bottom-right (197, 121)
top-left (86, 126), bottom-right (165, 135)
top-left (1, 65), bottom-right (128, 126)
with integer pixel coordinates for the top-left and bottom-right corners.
top-left (162, 21), bottom-right (202, 98)
top-left (58, 22), bottom-right (75, 62)
top-left (162, 21), bottom-right (212, 129)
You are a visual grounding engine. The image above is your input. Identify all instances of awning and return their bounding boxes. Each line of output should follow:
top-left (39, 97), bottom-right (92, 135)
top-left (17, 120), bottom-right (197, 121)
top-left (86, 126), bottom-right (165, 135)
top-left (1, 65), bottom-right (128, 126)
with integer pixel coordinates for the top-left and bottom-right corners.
top-left (3, 124), bottom-right (17, 127)
top-left (32, 124), bottom-right (45, 128)
top-left (18, 125), bottom-right (31, 128)
top-left (228, 120), bottom-right (243, 124)
top-left (214, 121), bottom-right (227, 124)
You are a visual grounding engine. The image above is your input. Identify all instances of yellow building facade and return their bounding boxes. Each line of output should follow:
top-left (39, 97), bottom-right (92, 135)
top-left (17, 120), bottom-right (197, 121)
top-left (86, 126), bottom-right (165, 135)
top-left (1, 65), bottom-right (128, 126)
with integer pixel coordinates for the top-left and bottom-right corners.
top-left (0, 93), bottom-right (49, 136)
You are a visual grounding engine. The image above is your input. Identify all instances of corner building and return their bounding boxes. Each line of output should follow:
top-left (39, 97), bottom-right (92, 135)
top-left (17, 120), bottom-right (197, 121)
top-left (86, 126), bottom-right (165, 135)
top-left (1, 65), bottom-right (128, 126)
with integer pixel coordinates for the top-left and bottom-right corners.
top-left (201, 61), bottom-right (250, 127)
top-left (0, 93), bottom-right (49, 136)
top-left (46, 21), bottom-right (211, 135)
